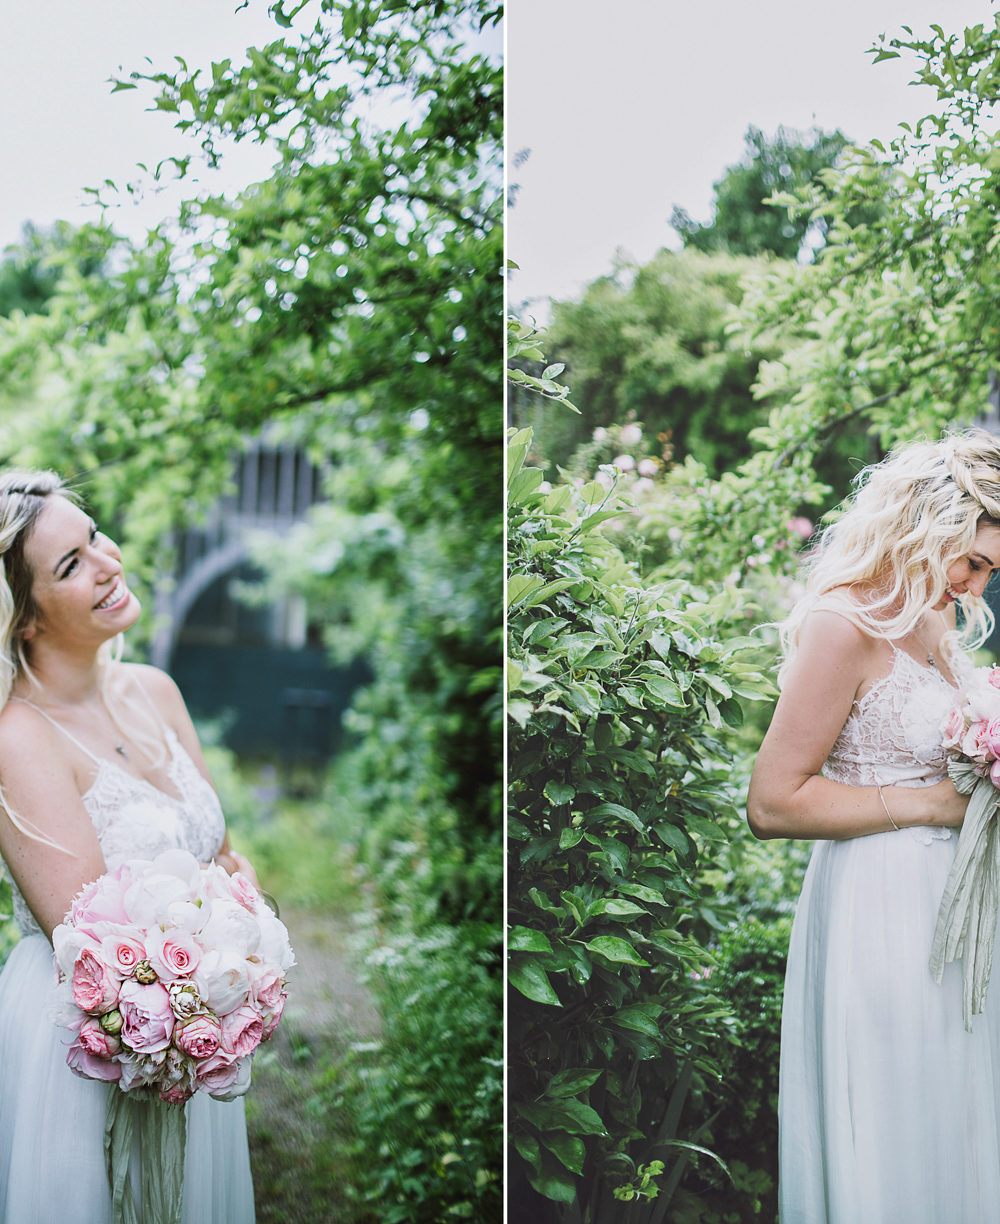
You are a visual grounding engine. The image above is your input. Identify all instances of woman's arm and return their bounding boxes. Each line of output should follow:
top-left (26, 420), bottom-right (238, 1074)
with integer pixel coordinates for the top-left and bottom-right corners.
top-left (129, 664), bottom-right (260, 887)
top-left (0, 705), bottom-right (106, 940)
top-left (747, 609), bottom-right (968, 840)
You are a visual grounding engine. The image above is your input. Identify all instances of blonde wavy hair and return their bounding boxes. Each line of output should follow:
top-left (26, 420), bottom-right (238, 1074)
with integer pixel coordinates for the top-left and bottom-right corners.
top-left (0, 470), bottom-right (156, 850)
top-left (779, 431), bottom-right (1000, 685)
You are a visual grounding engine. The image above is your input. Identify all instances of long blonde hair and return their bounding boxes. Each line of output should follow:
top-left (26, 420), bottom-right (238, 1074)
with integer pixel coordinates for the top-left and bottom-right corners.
top-left (0, 471), bottom-right (154, 851)
top-left (780, 431), bottom-right (1000, 684)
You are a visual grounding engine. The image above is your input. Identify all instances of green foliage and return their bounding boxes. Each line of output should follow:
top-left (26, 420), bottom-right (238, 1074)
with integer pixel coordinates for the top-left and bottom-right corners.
top-left (670, 917), bottom-right (792, 1224)
top-left (671, 124), bottom-right (881, 261)
top-left (735, 19), bottom-right (1000, 460)
top-left (512, 248), bottom-right (775, 475)
top-left (330, 923), bottom-right (502, 1222)
top-left (507, 419), bottom-right (776, 1217)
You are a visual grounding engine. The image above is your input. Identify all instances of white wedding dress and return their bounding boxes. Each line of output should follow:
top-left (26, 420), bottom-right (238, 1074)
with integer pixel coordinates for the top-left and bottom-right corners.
top-left (780, 643), bottom-right (1000, 1223)
top-left (0, 711), bottom-right (255, 1223)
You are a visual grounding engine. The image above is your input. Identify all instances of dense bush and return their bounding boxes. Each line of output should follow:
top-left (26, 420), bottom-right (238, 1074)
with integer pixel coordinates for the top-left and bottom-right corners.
top-left (507, 419), bottom-right (775, 1217)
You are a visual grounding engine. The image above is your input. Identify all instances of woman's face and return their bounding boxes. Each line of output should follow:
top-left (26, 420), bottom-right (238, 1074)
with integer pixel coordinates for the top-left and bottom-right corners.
top-left (22, 496), bottom-right (140, 648)
top-left (934, 523), bottom-right (1000, 610)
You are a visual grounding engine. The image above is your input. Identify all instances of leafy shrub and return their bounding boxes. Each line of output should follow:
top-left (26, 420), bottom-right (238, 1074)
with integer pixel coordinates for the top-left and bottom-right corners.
top-left (507, 423), bottom-right (775, 1216)
top-left (328, 922), bottom-right (502, 1222)
top-left (671, 916), bottom-right (792, 1223)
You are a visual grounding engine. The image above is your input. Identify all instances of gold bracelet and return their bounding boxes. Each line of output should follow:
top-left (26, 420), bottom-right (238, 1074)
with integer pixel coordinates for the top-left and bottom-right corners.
top-left (877, 784), bottom-right (900, 831)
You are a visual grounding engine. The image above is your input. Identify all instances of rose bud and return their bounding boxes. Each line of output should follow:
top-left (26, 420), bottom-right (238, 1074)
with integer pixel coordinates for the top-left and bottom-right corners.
top-left (134, 960), bottom-right (158, 985)
top-left (99, 1009), bottom-right (124, 1037)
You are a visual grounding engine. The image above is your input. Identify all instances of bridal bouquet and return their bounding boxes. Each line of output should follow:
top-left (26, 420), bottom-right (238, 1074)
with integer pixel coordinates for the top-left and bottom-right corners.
top-left (932, 663), bottom-right (1000, 1029)
top-left (51, 848), bottom-right (294, 1102)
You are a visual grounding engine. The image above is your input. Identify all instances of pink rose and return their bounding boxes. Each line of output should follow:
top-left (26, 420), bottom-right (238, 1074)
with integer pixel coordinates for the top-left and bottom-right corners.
top-left (100, 932), bottom-right (146, 978)
top-left (118, 980), bottom-right (175, 1053)
top-left (194, 1048), bottom-right (242, 1095)
top-left (260, 992), bottom-right (286, 1041)
top-left (988, 668), bottom-right (1000, 690)
top-left (991, 758), bottom-right (1000, 789)
top-left (66, 1036), bottom-right (122, 1082)
top-left (942, 707), bottom-right (966, 750)
top-left (71, 948), bottom-right (121, 1014)
top-left (220, 1005), bottom-right (263, 1058)
top-left (78, 1016), bottom-right (121, 1059)
top-left (146, 928), bottom-right (201, 981)
top-left (174, 1013), bottom-right (222, 1061)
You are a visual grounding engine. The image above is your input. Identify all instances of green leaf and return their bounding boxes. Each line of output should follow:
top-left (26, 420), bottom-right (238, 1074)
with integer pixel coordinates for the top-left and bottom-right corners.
top-left (559, 827), bottom-right (583, 849)
top-left (544, 1068), bottom-right (603, 1097)
top-left (610, 1005), bottom-right (664, 1037)
top-left (525, 1149), bottom-right (578, 1203)
top-left (643, 675), bottom-right (686, 707)
top-left (508, 958), bottom-right (562, 1006)
top-left (544, 781), bottom-right (575, 806)
top-left (590, 802), bottom-right (645, 832)
top-left (513, 1132), bottom-right (542, 1172)
top-left (539, 1131), bottom-right (586, 1176)
top-left (508, 926), bottom-right (554, 953)
top-left (584, 936), bottom-right (650, 966)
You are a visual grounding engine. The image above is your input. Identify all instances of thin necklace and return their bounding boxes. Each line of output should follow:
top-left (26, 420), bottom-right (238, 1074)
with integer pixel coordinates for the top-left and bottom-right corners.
top-left (913, 612), bottom-right (946, 672)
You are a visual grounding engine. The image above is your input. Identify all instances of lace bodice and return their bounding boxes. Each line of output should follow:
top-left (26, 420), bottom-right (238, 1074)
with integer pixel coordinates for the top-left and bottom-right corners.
top-left (10, 727), bottom-right (225, 937)
top-left (823, 646), bottom-right (964, 844)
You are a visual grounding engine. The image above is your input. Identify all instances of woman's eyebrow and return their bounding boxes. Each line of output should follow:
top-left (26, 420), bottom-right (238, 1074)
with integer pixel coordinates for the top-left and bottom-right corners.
top-left (973, 551), bottom-right (1000, 568)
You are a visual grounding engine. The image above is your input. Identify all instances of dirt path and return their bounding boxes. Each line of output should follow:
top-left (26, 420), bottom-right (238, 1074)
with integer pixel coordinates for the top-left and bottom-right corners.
top-left (248, 905), bottom-right (379, 1224)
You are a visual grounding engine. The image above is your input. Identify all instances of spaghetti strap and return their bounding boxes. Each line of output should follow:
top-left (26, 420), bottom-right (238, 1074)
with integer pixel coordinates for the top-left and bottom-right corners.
top-left (130, 673), bottom-right (171, 734)
top-left (9, 697), bottom-right (101, 764)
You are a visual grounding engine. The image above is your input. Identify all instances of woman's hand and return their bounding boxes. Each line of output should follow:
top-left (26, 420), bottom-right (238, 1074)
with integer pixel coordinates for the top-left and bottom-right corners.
top-left (215, 848), bottom-right (260, 889)
top-left (920, 778), bottom-right (971, 829)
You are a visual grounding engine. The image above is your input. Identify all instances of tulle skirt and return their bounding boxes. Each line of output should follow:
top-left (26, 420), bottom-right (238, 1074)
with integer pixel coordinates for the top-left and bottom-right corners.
top-left (780, 827), bottom-right (1000, 1223)
top-left (0, 934), bottom-right (255, 1224)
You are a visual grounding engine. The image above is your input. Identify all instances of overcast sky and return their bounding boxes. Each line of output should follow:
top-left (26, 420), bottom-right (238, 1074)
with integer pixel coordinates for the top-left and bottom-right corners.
top-left (507, 0), bottom-right (998, 317)
top-left (0, 1), bottom-right (282, 251)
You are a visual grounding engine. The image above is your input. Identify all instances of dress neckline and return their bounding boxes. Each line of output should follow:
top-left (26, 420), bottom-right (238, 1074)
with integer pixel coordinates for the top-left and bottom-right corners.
top-left (81, 726), bottom-right (188, 808)
top-left (855, 644), bottom-right (957, 711)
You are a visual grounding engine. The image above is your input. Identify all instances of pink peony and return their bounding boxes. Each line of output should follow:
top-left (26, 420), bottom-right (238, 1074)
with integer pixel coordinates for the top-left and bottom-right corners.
top-left (174, 1013), bottom-right (222, 1061)
top-left (227, 873), bottom-right (260, 914)
top-left (71, 948), bottom-right (121, 1014)
top-left (118, 980), bottom-right (175, 1053)
top-left (220, 1005), bottom-right (263, 1058)
top-left (70, 869), bottom-right (131, 932)
top-left (249, 966), bottom-right (285, 1012)
top-left (942, 707), bottom-right (966, 750)
top-left (146, 928), bottom-right (201, 980)
top-left (66, 1037), bottom-right (122, 1082)
top-left (78, 1016), bottom-right (122, 1060)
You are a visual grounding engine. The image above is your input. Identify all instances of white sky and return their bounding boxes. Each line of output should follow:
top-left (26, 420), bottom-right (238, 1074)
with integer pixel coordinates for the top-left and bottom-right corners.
top-left (507, 0), bottom-right (998, 318)
top-left (0, 1), bottom-right (283, 251)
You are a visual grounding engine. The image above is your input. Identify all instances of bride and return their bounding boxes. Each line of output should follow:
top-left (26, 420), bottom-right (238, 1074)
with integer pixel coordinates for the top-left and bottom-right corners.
top-left (748, 432), bottom-right (1000, 1223)
top-left (0, 470), bottom-right (258, 1222)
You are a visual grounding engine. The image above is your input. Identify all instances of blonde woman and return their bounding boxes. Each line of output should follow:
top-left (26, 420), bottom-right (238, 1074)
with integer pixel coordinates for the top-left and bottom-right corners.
top-left (748, 432), bottom-right (1000, 1223)
top-left (0, 471), bottom-right (257, 1222)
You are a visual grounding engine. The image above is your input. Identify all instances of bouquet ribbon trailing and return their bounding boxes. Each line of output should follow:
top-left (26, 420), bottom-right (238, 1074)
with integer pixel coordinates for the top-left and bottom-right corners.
top-left (929, 758), bottom-right (1000, 1031)
top-left (104, 1091), bottom-right (187, 1224)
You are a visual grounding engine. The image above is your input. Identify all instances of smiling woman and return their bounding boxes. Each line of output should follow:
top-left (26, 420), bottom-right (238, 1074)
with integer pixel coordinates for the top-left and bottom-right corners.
top-left (0, 469), bottom-right (260, 1223)
top-left (748, 431), bottom-right (1000, 1222)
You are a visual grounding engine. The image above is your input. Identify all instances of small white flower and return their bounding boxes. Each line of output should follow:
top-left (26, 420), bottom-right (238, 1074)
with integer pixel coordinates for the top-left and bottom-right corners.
top-left (612, 454), bottom-right (635, 471)
top-left (621, 423), bottom-right (642, 445)
top-left (593, 427), bottom-right (607, 441)
top-left (637, 458), bottom-right (658, 477)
